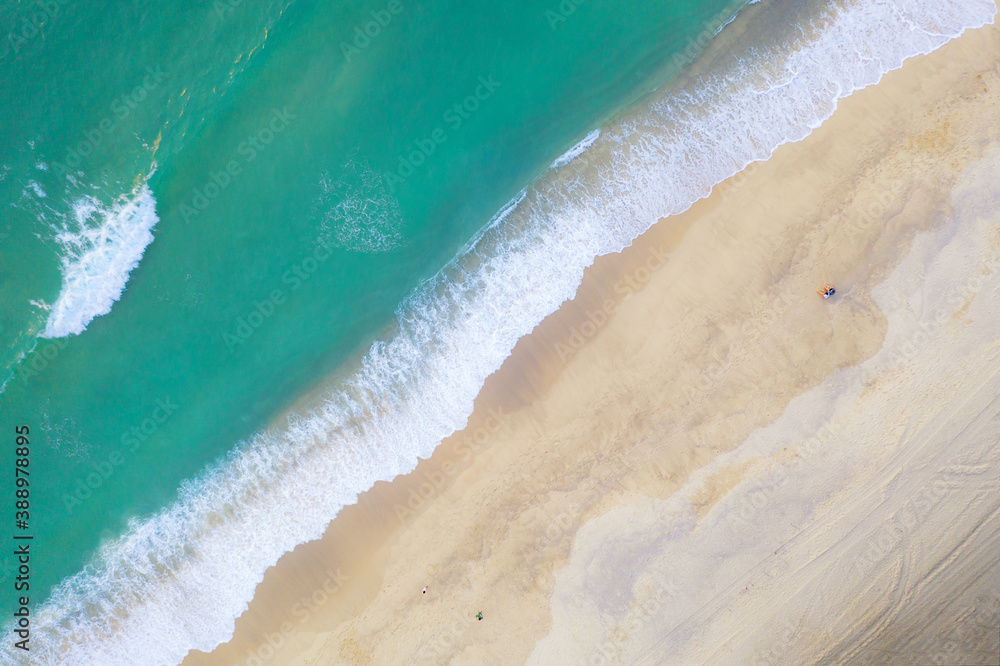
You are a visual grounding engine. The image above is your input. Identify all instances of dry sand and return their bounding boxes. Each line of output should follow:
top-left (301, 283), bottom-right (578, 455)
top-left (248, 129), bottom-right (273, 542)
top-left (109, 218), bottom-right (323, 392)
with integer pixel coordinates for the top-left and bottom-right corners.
top-left (185, 6), bottom-right (1000, 665)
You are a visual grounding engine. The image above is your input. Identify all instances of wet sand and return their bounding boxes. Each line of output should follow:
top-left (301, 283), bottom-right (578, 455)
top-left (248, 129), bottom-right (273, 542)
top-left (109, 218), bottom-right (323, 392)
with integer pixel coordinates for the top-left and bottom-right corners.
top-left (184, 5), bottom-right (1000, 665)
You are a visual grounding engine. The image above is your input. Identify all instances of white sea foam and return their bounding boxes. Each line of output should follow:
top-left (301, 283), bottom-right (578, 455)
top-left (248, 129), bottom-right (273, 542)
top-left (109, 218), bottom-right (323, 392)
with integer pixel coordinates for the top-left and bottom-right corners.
top-left (3, 0), bottom-right (994, 663)
top-left (315, 156), bottom-right (403, 253)
top-left (550, 129), bottom-right (601, 169)
top-left (26, 180), bottom-right (47, 198)
top-left (487, 189), bottom-right (527, 230)
top-left (458, 188), bottom-right (528, 257)
top-left (40, 184), bottom-right (159, 338)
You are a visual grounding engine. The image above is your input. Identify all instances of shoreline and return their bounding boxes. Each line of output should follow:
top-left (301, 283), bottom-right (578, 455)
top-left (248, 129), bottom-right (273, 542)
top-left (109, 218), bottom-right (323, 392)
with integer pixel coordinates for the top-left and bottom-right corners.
top-left (186, 4), bottom-right (1000, 665)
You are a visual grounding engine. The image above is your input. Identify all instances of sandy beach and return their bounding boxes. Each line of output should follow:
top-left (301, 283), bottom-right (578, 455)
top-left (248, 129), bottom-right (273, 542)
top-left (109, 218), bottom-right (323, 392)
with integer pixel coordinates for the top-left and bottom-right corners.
top-left (185, 4), bottom-right (1000, 665)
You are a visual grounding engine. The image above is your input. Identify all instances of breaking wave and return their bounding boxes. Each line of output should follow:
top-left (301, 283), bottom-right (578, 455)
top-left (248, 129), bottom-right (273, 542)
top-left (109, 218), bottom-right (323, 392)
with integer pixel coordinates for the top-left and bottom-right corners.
top-left (41, 184), bottom-right (159, 338)
top-left (3, 0), bottom-right (993, 663)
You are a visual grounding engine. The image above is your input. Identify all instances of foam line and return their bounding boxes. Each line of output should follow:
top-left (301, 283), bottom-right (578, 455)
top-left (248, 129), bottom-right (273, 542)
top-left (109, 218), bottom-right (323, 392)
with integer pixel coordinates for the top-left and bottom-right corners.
top-left (3, 0), bottom-right (993, 663)
top-left (41, 184), bottom-right (159, 338)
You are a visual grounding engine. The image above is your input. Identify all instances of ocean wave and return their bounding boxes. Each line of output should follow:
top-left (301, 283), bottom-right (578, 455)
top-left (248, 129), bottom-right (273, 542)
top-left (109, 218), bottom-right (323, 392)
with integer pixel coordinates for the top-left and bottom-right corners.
top-left (550, 129), bottom-right (601, 169)
top-left (4, 0), bottom-right (994, 663)
top-left (40, 184), bottom-right (159, 338)
top-left (25, 180), bottom-right (47, 198)
top-left (314, 156), bottom-right (404, 253)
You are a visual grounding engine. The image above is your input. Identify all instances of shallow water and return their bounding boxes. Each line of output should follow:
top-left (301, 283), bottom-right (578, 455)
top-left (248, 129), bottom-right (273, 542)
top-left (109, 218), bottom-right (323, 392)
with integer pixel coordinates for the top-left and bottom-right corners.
top-left (0, 0), bottom-right (993, 662)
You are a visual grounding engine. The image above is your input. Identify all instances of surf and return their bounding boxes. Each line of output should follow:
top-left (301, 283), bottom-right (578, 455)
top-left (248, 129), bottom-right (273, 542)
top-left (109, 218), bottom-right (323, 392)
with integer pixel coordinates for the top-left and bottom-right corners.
top-left (40, 182), bottom-right (159, 339)
top-left (3, 0), bottom-right (995, 663)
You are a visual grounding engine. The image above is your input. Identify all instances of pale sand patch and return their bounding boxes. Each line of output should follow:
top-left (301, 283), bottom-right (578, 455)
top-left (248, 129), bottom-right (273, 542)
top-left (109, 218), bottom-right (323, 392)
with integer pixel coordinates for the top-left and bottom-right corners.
top-left (531, 149), bottom-right (1000, 665)
top-left (184, 7), bottom-right (1000, 666)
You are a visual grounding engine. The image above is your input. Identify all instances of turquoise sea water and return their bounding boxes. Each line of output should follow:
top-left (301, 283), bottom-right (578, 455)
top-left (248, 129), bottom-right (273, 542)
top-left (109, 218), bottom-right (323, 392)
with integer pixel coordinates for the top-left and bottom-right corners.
top-left (1, 0), bottom-right (741, 648)
top-left (1, 0), bottom-right (993, 662)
